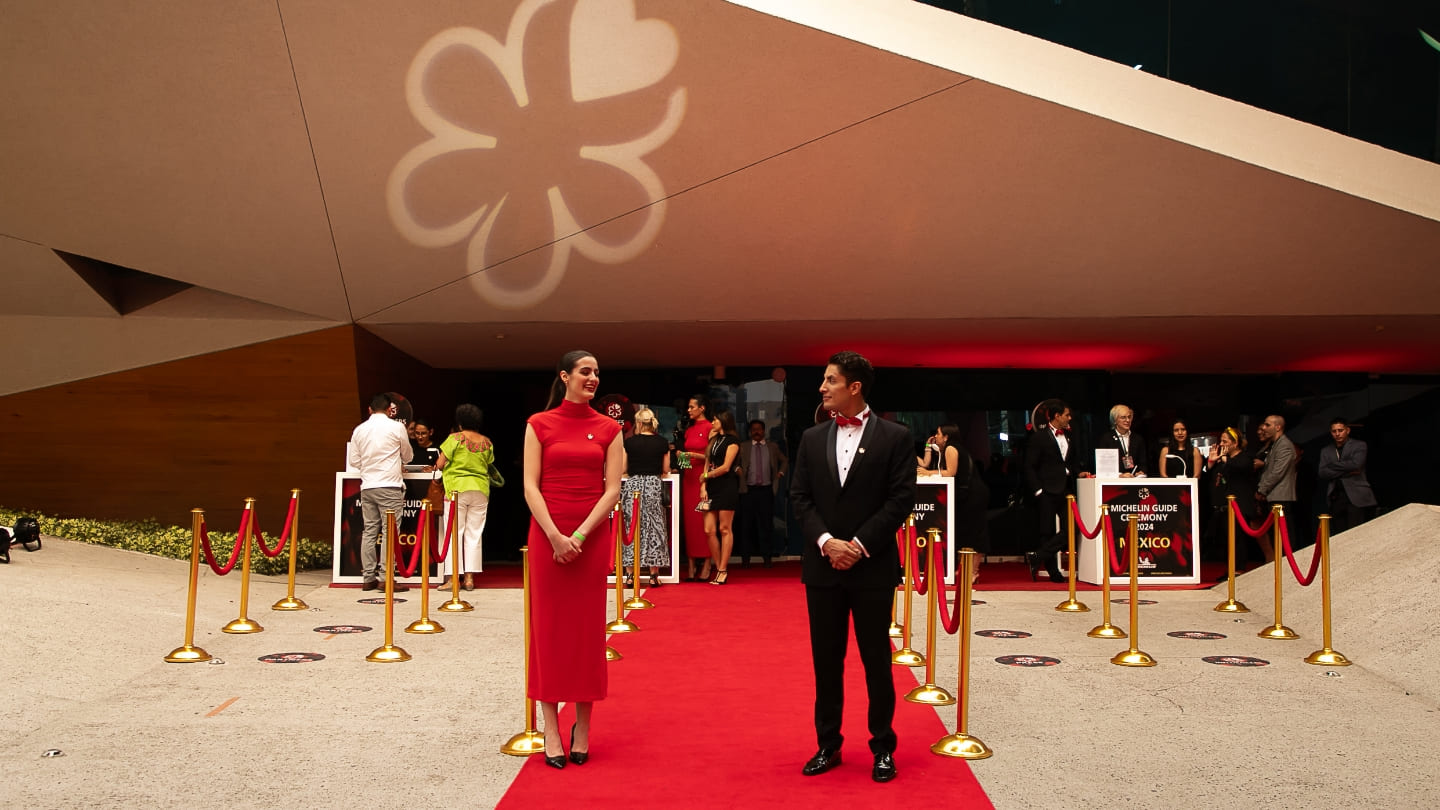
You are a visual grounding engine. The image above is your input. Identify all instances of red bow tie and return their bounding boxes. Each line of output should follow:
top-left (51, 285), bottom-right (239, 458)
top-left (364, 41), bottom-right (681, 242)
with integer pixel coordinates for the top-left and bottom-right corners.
top-left (835, 413), bottom-right (865, 428)
top-left (1053, 428), bottom-right (1066, 437)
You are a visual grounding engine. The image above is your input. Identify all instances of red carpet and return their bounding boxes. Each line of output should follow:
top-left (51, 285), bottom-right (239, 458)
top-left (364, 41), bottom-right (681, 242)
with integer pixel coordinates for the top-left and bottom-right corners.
top-left (495, 571), bottom-right (993, 808)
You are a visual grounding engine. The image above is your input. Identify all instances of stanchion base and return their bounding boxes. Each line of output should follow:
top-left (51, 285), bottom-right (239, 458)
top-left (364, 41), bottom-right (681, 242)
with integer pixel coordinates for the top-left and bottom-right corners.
top-left (1087, 623), bottom-right (1127, 639)
top-left (366, 644), bottom-right (412, 663)
top-left (905, 683), bottom-right (956, 706)
top-left (500, 730), bottom-right (546, 757)
top-left (437, 599), bottom-right (475, 613)
top-left (1054, 599), bottom-right (1091, 613)
top-left (888, 622), bottom-right (905, 638)
top-left (605, 645), bottom-right (622, 661)
top-left (623, 597), bottom-right (654, 610)
top-left (1111, 648), bottom-right (1157, 667)
top-left (222, 618), bottom-right (263, 634)
top-left (891, 647), bottom-right (925, 667)
top-left (931, 732), bottom-right (993, 760)
top-left (1258, 624), bottom-right (1300, 640)
top-left (163, 645), bottom-right (212, 663)
top-left (1213, 599), bottom-right (1250, 613)
top-left (405, 619), bottom-right (445, 634)
top-left (1304, 648), bottom-right (1352, 666)
top-left (605, 618), bottom-right (639, 633)
top-left (271, 597), bottom-right (309, 611)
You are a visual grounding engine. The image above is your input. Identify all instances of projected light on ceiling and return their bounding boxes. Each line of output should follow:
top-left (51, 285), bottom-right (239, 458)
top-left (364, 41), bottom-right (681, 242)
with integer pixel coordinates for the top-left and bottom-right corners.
top-left (386, 0), bottom-right (686, 310)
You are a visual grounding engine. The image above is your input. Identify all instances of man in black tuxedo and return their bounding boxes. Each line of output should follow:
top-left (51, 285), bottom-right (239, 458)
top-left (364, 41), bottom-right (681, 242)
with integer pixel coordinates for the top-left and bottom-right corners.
top-left (791, 351), bottom-right (916, 784)
top-left (1024, 398), bottom-right (1089, 582)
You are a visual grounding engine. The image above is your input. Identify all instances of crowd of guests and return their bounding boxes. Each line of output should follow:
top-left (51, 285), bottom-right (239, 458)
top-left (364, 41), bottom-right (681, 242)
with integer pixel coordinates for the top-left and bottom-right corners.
top-left (1021, 398), bottom-right (1378, 582)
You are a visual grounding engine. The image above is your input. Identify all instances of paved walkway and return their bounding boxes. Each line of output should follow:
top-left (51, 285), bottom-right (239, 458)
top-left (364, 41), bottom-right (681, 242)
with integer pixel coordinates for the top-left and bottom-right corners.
top-left (3, 505), bottom-right (1437, 808)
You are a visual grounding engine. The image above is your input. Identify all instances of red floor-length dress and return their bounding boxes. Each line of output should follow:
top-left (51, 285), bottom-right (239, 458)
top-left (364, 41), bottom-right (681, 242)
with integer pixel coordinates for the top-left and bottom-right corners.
top-left (681, 418), bottom-right (712, 559)
top-left (526, 398), bottom-right (620, 703)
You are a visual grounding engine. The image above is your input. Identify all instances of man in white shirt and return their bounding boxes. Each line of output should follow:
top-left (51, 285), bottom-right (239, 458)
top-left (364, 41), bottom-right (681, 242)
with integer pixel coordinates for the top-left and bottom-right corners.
top-left (347, 393), bottom-right (413, 591)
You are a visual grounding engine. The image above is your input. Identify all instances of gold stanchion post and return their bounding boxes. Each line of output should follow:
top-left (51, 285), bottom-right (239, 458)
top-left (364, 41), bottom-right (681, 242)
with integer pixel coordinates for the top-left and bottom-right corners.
top-left (892, 517), bottom-right (924, 667)
top-left (1111, 515), bottom-right (1156, 667)
top-left (1258, 505), bottom-right (1299, 640)
top-left (623, 493), bottom-right (653, 610)
top-left (222, 498), bottom-right (263, 634)
top-left (437, 493), bottom-right (474, 613)
top-left (1305, 515), bottom-right (1351, 666)
top-left (606, 508), bottom-right (638, 635)
top-left (1055, 494), bottom-right (1090, 612)
top-left (889, 515), bottom-right (914, 639)
top-left (1213, 495), bottom-right (1250, 613)
top-left (165, 509), bottom-right (212, 662)
top-left (1086, 505), bottom-right (1125, 639)
top-left (931, 548), bottom-right (992, 759)
top-left (906, 528), bottom-right (955, 705)
top-left (406, 504), bottom-right (444, 634)
top-left (366, 510), bottom-right (412, 662)
top-left (272, 489), bottom-right (308, 611)
top-left (501, 546), bottom-right (546, 755)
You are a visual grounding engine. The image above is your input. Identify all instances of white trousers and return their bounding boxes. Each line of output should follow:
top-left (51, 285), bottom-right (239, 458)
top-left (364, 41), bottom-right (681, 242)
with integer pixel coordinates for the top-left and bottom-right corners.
top-left (441, 490), bottom-right (487, 574)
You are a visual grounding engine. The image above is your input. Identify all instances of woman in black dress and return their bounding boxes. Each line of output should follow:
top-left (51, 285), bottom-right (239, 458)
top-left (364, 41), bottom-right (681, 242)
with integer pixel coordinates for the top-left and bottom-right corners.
top-left (917, 424), bottom-right (990, 581)
top-left (1203, 427), bottom-right (1263, 564)
top-left (699, 411), bottom-right (741, 584)
top-left (1158, 419), bottom-right (1204, 478)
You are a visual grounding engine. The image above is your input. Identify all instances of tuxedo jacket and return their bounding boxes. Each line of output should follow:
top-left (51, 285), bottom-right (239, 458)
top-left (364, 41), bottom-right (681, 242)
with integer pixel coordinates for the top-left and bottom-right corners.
top-left (737, 439), bottom-right (785, 494)
top-left (791, 415), bottom-right (916, 589)
top-left (1023, 427), bottom-right (1076, 496)
top-left (1094, 431), bottom-right (1150, 477)
top-left (1317, 439), bottom-right (1377, 507)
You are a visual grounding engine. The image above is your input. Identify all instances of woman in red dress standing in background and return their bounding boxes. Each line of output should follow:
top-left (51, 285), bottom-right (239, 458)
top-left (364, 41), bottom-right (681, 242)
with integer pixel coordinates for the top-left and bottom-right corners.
top-left (523, 350), bottom-right (623, 769)
top-left (678, 395), bottom-right (714, 581)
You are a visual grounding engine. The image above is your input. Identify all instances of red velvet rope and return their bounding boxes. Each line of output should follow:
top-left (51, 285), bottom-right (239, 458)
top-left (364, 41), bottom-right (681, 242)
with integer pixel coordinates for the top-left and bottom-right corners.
top-left (250, 497), bottom-right (297, 559)
top-left (1103, 513), bottom-right (1127, 575)
top-left (199, 511), bottom-right (248, 575)
top-left (1278, 518), bottom-right (1322, 586)
top-left (1229, 499), bottom-right (1277, 537)
top-left (932, 536), bottom-right (963, 635)
top-left (1069, 500), bottom-right (1104, 539)
top-left (623, 493), bottom-right (639, 546)
top-left (397, 503), bottom-right (428, 578)
top-left (909, 526), bottom-right (929, 597)
top-left (432, 501), bottom-right (455, 564)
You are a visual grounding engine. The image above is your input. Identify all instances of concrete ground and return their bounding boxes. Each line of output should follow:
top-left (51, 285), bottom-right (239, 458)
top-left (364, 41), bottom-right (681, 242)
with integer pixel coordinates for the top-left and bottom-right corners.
top-left (2, 505), bottom-right (1437, 808)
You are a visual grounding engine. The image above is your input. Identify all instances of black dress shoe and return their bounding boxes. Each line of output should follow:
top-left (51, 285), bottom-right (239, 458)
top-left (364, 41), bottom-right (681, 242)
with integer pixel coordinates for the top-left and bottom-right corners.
top-left (1024, 552), bottom-right (1042, 582)
top-left (1046, 567), bottom-right (1065, 584)
top-left (872, 752), bottom-right (897, 783)
top-left (802, 748), bottom-right (842, 776)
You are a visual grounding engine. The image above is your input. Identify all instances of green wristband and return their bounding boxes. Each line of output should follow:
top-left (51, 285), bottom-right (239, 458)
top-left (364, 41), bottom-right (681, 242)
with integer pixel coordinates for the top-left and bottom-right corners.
top-left (572, 530), bottom-right (586, 542)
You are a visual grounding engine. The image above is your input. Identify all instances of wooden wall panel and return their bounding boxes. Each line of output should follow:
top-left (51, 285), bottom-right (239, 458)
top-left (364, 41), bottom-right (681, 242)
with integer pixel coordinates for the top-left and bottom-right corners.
top-left (0, 326), bottom-right (360, 543)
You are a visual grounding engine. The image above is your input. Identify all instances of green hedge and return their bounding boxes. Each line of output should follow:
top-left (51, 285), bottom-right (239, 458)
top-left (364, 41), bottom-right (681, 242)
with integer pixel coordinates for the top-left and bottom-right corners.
top-left (0, 506), bottom-right (330, 575)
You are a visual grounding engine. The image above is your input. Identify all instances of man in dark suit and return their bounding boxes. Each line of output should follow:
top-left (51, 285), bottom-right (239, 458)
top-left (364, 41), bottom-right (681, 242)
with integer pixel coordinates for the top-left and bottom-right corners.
top-left (791, 351), bottom-right (916, 784)
top-left (1317, 417), bottom-right (1376, 534)
top-left (1024, 398), bottom-right (1089, 582)
top-left (737, 419), bottom-right (787, 567)
top-left (1093, 404), bottom-right (1149, 478)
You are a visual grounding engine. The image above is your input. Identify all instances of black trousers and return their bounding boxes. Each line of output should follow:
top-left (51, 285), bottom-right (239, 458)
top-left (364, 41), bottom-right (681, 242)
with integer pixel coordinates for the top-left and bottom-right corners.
top-left (738, 487), bottom-right (774, 561)
top-left (805, 584), bottom-right (897, 755)
top-left (1034, 491), bottom-right (1067, 560)
top-left (1326, 485), bottom-right (1372, 535)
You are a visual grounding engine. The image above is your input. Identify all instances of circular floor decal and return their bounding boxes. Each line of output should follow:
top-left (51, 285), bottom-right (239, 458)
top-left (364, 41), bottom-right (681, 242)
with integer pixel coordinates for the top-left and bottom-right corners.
top-left (976, 629), bottom-right (1032, 639)
top-left (314, 625), bottom-right (372, 634)
top-left (1168, 631), bottom-right (1226, 640)
top-left (995, 655), bottom-right (1060, 667)
top-left (1111, 598), bottom-right (1158, 605)
top-left (357, 598), bottom-right (407, 605)
top-left (1202, 655), bottom-right (1269, 667)
top-left (258, 652), bottom-right (326, 664)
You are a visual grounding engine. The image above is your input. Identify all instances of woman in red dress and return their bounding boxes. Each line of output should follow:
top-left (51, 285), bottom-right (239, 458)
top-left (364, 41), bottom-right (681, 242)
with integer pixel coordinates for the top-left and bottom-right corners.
top-left (523, 350), bottom-right (624, 769)
top-left (678, 395), bottom-right (714, 581)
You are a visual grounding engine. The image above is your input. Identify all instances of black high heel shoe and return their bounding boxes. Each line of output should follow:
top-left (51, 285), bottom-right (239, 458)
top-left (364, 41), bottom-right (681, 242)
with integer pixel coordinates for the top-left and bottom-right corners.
top-left (544, 731), bottom-right (566, 769)
top-left (569, 722), bottom-right (589, 766)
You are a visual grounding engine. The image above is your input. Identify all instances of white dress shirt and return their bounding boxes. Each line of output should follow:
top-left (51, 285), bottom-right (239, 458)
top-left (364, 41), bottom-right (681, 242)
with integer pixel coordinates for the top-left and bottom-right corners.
top-left (817, 407), bottom-right (872, 556)
top-left (347, 413), bottom-right (413, 490)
